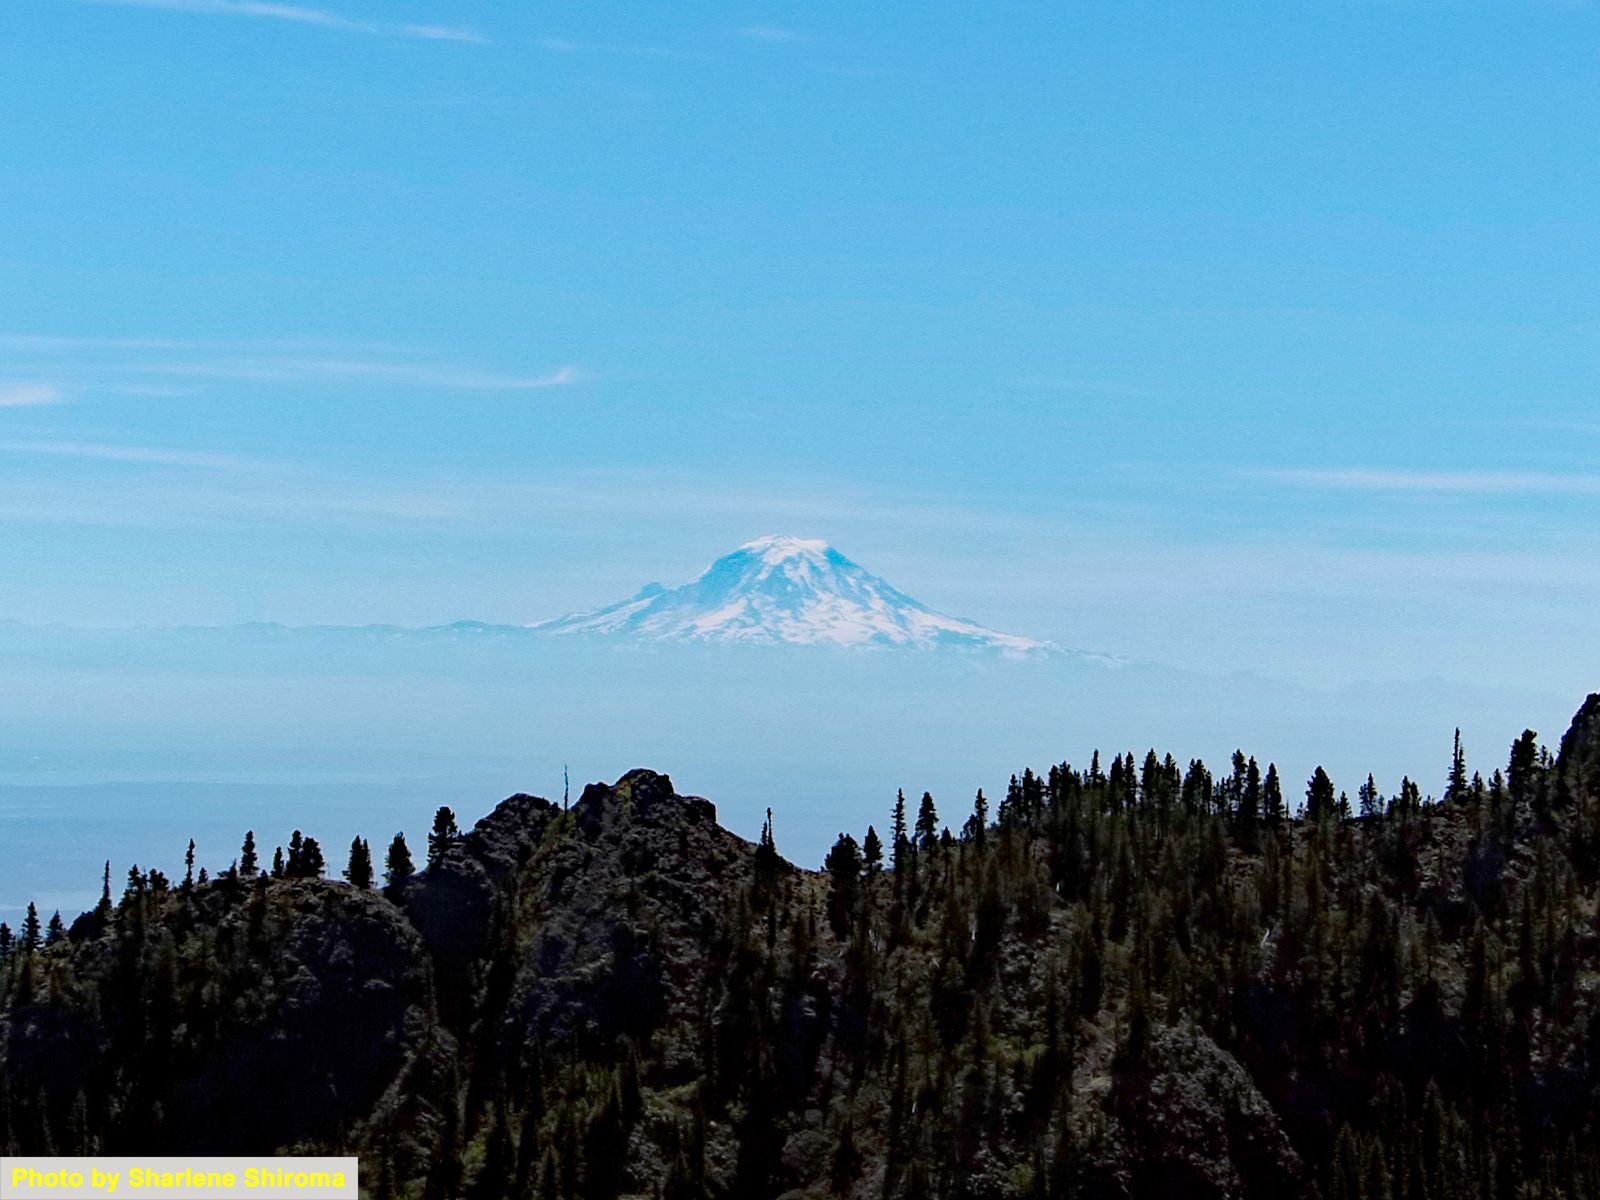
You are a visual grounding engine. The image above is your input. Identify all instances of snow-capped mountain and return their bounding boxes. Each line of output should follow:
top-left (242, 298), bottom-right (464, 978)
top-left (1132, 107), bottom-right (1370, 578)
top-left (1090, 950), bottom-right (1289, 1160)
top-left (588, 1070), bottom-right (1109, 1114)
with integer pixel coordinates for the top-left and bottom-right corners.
top-left (529, 535), bottom-right (1051, 654)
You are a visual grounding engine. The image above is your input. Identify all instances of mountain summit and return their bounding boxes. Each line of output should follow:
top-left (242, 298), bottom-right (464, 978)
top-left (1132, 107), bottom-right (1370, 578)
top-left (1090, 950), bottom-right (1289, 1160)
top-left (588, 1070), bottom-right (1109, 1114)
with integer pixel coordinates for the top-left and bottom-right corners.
top-left (529, 535), bottom-right (1048, 653)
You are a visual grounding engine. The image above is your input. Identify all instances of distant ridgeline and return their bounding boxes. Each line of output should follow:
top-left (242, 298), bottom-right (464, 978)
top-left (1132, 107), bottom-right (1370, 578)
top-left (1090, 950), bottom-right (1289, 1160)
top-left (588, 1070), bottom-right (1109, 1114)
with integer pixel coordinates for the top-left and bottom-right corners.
top-left (3, 698), bottom-right (1600, 1200)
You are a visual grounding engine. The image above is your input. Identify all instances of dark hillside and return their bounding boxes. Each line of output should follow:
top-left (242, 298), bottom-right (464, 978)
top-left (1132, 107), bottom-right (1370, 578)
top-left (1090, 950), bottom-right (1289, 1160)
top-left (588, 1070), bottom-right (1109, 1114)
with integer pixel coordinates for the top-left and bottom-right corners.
top-left (5, 701), bottom-right (1600, 1199)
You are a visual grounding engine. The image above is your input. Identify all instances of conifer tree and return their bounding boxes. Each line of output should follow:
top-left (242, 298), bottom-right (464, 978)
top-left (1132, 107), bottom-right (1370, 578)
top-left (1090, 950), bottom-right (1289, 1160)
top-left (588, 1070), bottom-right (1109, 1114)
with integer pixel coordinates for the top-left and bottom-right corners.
top-left (964, 789), bottom-right (989, 847)
top-left (916, 791), bottom-right (939, 850)
top-left (239, 831), bottom-right (259, 879)
top-left (1359, 774), bottom-right (1381, 819)
top-left (344, 837), bottom-right (373, 888)
top-left (863, 826), bottom-right (883, 877)
top-left (1508, 729), bottom-right (1540, 805)
top-left (1226, 750), bottom-right (1249, 819)
top-left (1306, 767), bottom-right (1336, 823)
top-left (1448, 728), bottom-right (1469, 801)
top-left (20, 903), bottom-right (41, 954)
top-left (998, 773), bottom-right (1022, 828)
top-left (1117, 751), bottom-right (1138, 811)
top-left (6, 711), bottom-right (1600, 1196)
top-left (428, 807), bottom-right (460, 867)
top-left (1183, 759), bottom-right (1213, 817)
top-left (823, 833), bottom-right (862, 938)
top-left (1395, 776), bottom-right (1422, 818)
top-left (1264, 764), bottom-right (1286, 827)
top-left (890, 789), bottom-right (909, 870)
top-left (121, 865), bottom-right (146, 912)
top-left (1235, 756), bottom-right (1261, 837)
top-left (95, 862), bottom-right (113, 921)
top-left (753, 809), bottom-right (780, 899)
top-left (384, 833), bottom-right (414, 889)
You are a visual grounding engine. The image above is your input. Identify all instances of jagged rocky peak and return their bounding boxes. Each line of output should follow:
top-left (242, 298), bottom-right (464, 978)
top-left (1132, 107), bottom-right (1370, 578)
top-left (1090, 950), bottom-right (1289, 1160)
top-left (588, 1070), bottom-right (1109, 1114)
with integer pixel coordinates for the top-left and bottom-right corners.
top-left (573, 768), bottom-right (718, 835)
top-left (1557, 691), bottom-right (1600, 775)
top-left (529, 534), bottom-right (1050, 653)
top-left (444, 789), bottom-right (559, 879)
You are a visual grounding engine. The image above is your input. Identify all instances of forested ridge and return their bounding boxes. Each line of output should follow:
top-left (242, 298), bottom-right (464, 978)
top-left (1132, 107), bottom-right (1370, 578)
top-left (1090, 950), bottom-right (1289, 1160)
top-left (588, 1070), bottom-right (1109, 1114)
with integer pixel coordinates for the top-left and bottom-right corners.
top-left (4, 695), bottom-right (1600, 1200)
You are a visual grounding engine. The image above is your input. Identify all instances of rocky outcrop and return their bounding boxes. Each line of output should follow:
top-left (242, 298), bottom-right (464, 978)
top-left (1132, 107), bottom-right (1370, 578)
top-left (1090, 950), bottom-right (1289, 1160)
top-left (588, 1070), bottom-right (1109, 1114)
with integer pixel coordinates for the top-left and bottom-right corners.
top-left (1, 878), bottom-right (434, 1154)
top-left (1108, 1024), bottom-right (1303, 1200)
top-left (399, 792), bottom-right (559, 1000)
top-left (1557, 692), bottom-right (1600, 779)
top-left (7, 718), bottom-right (1600, 1199)
top-left (499, 771), bottom-right (749, 1063)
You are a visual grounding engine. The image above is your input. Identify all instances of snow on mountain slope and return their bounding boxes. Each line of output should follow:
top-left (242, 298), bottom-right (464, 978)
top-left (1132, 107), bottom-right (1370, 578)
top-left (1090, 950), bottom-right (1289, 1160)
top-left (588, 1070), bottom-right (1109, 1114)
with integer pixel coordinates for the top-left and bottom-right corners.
top-left (529, 535), bottom-right (1052, 654)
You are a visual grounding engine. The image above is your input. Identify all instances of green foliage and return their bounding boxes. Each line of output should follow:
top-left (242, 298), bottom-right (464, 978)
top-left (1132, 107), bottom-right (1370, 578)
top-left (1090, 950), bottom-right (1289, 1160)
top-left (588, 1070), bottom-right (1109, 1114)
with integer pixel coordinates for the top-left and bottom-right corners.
top-left (344, 836), bottom-right (373, 889)
top-left (1305, 766), bottom-right (1336, 822)
top-left (384, 832), bottom-right (414, 889)
top-left (915, 791), bottom-right (939, 850)
top-left (7, 708), bottom-right (1600, 1200)
top-left (824, 832), bottom-right (862, 938)
top-left (863, 825), bottom-right (884, 876)
top-left (753, 808), bottom-right (781, 902)
top-left (428, 806), bottom-right (461, 867)
top-left (20, 905), bottom-right (41, 954)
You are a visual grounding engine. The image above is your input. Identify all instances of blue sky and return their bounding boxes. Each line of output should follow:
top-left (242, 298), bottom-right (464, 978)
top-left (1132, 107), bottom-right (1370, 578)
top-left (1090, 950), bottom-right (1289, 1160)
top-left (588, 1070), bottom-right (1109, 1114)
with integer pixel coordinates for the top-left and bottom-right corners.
top-left (2, 0), bottom-right (1597, 694)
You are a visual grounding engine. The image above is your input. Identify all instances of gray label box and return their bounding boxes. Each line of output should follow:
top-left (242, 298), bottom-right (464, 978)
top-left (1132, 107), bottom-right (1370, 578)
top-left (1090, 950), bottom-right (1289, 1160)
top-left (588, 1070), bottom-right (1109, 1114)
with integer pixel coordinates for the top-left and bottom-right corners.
top-left (1, 1158), bottom-right (359, 1200)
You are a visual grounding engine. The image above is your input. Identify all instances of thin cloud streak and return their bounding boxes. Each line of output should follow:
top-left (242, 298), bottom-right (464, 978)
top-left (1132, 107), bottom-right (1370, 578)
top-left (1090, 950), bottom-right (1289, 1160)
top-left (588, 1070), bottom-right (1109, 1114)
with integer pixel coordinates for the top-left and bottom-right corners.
top-left (71, 0), bottom-right (487, 43)
top-left (6, 462), bottom-right (1598, 614)
top-left (0, 440), bottom-right (272, 471)
top-left (396, 24), bottom-right (485, 44)
top-left (117, 359), bottom-right (580, 390)
top-left (1249, 467), bottom-right (1600, 496)
top-left (100, 383), bottom-right (210, 398)
top-left (0, 334), bottom-right (202, 352)
top-left (1, 335), bottom-right (580, 392)
top-left (0, 384), bottom-right (64, 408)
top-left (535, 37), bottom-right (713, 61)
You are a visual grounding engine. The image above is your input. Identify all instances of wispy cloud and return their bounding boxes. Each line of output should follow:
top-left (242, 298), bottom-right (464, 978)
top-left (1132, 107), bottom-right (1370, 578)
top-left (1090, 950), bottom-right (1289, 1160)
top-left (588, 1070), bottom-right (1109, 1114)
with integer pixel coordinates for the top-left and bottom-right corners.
top-left (0, 335), bottom-right (200, 352)
top-left (0, 383), bottom-right (64, 408)
top-left (1251, 467), bottom-right (1600, 496)
top-left (0, 439), bottom-right (271, 471)
top-left (1, 334), bottom-right (580, 394)
top-left (402, 24), bottom-right (485, 44)
top-left (72, 0), bottom-right (487, 43)
top-left (535, 36), bottom-right (712, 61)
top-left (100, 383), bottom-right (210, 398)
top-left (118, 359), bottom-right (580, 390)
top-left (736, 26), bottom-right (811, 44)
